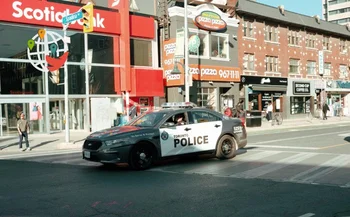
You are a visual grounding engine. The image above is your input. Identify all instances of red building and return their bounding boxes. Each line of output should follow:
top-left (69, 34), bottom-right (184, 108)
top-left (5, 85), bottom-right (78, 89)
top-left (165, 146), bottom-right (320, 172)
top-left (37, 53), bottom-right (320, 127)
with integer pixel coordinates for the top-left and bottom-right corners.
top-left (0, 0), bottom-right (163, 135)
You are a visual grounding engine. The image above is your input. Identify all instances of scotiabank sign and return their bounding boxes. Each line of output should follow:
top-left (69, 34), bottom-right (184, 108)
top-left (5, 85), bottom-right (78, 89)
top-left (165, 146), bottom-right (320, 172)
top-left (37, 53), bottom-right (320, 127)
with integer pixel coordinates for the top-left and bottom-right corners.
top-left (0, 0), bottom-right (121, 35)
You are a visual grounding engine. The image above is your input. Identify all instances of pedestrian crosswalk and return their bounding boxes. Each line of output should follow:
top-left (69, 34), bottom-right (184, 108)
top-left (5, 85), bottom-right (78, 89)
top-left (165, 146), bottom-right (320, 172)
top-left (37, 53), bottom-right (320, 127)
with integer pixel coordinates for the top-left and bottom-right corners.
top-left (2, 149), bottom-right (350, 188)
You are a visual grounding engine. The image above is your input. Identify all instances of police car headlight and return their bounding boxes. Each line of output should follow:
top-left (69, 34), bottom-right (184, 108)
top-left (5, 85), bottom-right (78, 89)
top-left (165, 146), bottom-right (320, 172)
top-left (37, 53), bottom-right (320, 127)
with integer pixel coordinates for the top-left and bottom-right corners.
top-left (104, 139), bottom-right (125, 147)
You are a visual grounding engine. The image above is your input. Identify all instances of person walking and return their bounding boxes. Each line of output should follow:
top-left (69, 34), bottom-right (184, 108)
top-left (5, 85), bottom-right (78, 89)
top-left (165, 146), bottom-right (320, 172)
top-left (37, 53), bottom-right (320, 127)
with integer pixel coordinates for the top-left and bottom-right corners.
top-left (17, 113), bottom-right (31, 151)
top-left (322, 102), bottom-right (330, 120)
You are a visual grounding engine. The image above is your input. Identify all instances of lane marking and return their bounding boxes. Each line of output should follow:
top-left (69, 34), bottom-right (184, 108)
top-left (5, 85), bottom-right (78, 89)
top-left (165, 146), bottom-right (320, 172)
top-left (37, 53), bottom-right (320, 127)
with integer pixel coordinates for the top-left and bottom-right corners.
top-left (297, 214), bottom-right (315, 217)
top-left (288, 155), bottom-right (350, 183)
top-left (319, 143), bottom-right (348, 150)
top-left (249, 130), bottom-right (350, 145)
top-left (184, 151), bottom-right (281, 174)
top-left (230, 152), bottom-right (317, 179)
top-left (251, 145), bottom-right (319, 150)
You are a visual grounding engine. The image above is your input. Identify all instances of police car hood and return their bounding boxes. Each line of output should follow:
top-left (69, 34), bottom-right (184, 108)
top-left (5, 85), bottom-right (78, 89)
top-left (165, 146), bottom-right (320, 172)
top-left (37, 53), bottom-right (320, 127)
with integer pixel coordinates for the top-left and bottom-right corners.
top-left (87, 125), bottom-right (145, 139)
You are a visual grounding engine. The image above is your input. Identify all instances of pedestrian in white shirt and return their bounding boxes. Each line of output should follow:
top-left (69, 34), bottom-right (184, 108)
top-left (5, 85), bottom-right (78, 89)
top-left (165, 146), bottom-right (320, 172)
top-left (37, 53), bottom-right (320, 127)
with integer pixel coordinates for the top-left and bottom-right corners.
top-left (267, 102), bottom-right (273, 122)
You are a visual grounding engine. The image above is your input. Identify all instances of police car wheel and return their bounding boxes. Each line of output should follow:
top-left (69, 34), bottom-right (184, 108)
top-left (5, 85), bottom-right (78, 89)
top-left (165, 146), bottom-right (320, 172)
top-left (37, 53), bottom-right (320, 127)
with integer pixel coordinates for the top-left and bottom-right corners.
top-left (216, 135), bottom-right (237, 159)
top-left (129, 144), bottom-right (155, 170)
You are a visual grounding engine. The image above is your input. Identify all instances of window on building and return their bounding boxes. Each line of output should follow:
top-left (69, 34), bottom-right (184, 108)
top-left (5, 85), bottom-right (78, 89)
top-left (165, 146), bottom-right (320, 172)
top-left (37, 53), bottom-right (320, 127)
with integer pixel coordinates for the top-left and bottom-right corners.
top-left (288, 30), bottom-right (299, 46)
top-left (243, 53), bottom-right (255, 71)
top-left (307, 61), bottom-right (316, 75)
top-left (243, 19), bottom-right (254, 38)
top-left (189, 30), bottom-right (209, 57)
top-left (324, 62), bottom-right (331, 76)
top-left (306, 33), bottom-right (316, 48)
top-left (197, 88), bottom-right (217, 110)
top-left (289, 59), bottom-right (300, 74)
top-left (339, 64), bottom-right (348, 78)
top-left (290, 96), bottom-right (311, 115)
top-left (130, 39), bottom-right (152, 66)
top-left (265, 56), bottom-right (278, 72)
top-left (323, 36), bottom-right (330, 50)
top-left (211, 33), bottom-right (229, 59)
top-left (340, 39), bottom-right (347, 53)
top-left (264, 25), bottom-right (278, 42)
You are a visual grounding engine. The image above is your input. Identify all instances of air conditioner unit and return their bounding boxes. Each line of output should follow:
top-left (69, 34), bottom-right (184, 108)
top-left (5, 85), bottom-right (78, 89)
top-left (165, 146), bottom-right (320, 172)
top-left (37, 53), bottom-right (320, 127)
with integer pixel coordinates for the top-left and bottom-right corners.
top-left (278, 5), bottom-right (285, 15)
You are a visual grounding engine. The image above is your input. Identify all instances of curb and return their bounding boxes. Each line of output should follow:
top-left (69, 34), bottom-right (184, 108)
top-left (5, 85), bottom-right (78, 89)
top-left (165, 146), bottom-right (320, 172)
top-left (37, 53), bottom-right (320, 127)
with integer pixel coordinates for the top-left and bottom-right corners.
top-left (56, 142), bottom-right (83, 150)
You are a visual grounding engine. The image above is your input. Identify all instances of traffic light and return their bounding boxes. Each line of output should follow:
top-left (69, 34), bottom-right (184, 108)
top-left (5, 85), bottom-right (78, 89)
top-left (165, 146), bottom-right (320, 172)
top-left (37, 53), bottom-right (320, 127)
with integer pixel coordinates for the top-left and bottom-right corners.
top-left (81, 4), bottom-right (94, 33)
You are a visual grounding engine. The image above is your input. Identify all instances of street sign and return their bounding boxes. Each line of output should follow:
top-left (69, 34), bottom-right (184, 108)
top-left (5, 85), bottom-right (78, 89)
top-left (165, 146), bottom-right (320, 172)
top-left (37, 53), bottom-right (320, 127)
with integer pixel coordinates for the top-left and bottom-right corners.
top-left (62, 11), bottom-right (83, 25)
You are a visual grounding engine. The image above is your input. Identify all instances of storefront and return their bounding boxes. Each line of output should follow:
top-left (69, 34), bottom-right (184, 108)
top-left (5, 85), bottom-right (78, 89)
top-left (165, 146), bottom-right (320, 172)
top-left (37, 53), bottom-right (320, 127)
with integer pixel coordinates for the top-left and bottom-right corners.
top-left (0, 0), bottom-right (163, 136)
top-left (286, 78), bottom-right (316, 119)
top-left (240, 75), bottom-right (288, 114)
top-left (325, 80), bottom-right (350, 116)
top-left (163, 3), bottom-right (241, 112)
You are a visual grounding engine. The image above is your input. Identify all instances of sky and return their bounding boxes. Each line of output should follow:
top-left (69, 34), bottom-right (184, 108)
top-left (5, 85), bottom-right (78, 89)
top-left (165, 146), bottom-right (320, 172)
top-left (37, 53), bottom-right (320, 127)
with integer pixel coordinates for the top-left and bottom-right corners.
top-left (257, 0), bottom-right (322, 18)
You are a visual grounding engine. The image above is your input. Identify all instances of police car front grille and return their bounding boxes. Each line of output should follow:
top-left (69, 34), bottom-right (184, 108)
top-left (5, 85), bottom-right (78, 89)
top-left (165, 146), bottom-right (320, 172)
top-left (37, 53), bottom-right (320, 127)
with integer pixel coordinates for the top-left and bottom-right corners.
top-left (83, 140), bottom-right (103, 150)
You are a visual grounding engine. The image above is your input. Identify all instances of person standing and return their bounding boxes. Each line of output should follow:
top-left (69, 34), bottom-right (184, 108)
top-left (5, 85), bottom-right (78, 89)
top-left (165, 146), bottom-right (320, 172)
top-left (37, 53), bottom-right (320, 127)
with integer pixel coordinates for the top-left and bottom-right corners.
top-left (17, 113), bottom-right (31, 151)
top-left (322, 102), bottom-right (330, 120)
top-left (267, 102), bottom-right (273, 122)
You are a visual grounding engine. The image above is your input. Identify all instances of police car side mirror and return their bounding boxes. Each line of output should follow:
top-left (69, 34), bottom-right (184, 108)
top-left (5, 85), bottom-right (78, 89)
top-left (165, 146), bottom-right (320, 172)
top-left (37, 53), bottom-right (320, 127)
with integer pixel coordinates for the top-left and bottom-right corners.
top-left (161, 122), bottom-right (175, 128)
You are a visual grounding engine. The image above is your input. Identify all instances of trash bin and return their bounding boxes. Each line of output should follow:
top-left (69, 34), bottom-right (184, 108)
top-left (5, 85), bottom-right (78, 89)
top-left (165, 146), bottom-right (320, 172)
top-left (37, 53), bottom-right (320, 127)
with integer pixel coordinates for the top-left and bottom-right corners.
top-left (245, 110), bottom-right (262, 127)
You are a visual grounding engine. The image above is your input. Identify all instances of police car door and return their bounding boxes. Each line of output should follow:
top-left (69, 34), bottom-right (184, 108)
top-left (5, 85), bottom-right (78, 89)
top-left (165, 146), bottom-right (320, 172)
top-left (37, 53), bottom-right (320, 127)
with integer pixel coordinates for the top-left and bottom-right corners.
top-left (187, 110), bottom-right (222, 152)
top-left (159, 112), bottom-right (198, 157)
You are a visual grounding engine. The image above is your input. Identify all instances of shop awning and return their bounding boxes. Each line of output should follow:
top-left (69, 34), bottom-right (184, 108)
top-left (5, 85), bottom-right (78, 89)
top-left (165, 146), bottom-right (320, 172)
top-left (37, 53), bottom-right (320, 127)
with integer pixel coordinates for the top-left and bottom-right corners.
top-left (252, 85), bottom-right (287, 92)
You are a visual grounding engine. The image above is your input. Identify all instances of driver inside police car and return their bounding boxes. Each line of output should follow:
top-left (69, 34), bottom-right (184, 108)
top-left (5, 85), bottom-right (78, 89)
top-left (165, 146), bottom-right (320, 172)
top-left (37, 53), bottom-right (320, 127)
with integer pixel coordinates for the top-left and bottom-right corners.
top-left (175, 113), bottom-right (185, 125)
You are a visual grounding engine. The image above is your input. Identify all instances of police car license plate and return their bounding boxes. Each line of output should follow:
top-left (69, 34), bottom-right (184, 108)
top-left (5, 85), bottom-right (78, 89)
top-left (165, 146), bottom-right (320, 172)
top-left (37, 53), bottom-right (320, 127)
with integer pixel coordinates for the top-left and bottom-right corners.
top-left (84, 151), bottom-right (90, 159)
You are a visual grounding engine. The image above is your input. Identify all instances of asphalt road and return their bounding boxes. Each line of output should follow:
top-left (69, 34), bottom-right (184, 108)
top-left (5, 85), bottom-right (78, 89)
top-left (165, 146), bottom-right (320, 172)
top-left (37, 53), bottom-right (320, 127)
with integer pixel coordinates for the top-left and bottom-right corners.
top-left (1, 124), bottom-right (350, 217)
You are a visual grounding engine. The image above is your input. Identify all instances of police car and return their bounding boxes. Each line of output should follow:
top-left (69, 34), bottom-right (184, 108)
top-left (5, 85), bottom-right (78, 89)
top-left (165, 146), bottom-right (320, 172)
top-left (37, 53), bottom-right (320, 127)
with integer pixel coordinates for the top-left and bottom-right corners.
top-left (82, 102), bottom-right (247, 170)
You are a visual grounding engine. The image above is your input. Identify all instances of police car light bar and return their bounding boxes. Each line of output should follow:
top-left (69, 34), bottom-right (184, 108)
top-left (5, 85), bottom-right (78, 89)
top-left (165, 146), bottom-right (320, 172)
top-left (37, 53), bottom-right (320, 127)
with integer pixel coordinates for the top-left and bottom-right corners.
top-left (161, 102), bottom-right (197, 108)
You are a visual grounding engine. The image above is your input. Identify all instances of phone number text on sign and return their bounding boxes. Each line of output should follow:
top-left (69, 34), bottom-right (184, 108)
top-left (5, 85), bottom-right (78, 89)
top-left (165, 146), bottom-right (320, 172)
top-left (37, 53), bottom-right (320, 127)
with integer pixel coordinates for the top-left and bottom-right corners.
top-left (189, 67), bottom-right (239, 79)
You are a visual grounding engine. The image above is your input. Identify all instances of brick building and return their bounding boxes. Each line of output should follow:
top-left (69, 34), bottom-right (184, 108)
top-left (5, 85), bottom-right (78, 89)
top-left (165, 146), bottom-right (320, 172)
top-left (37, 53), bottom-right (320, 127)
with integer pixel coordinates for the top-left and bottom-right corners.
top-left (235, 0), bottom-right (350, 119)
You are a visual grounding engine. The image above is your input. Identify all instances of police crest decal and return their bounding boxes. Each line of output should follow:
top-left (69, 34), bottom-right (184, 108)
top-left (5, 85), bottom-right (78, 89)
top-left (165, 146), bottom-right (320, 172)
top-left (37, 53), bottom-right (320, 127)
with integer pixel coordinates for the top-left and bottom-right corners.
top-left (161, 131), bottom-right (169, 140)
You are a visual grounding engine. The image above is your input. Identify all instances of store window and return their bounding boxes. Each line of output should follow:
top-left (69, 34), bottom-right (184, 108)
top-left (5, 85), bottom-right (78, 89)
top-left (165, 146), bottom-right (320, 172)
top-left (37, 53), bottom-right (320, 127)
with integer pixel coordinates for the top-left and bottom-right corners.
top-left (307, 61), bottom-right (316, 75)
top-left (88, 34), bottom-right (116, 65)
top-left (189, 30), bottom-right (209, 58)
top-left (306, 33), bottom-right (316, 48)
top-left (288, 30), bottom-right (299, 46)
top-left (324, 62), bottom-right (331, 76)
top-left (265, 56), bottom-right (278, 72)
top-left (290, 96), bottom-right (311, 115)
top-left (289, 59), bottom-right (300, 74)
top-left (243, 19), bottom-right (254, 38)
top-left (264, 25), bottom-right (278, 42)
top-left (243, 53), bottom-right (255, 71)
top-left (339, 64), bottom-right (348, 78)
top-left (340, 39), bottom-right (347, 53)
top-left (130, 39), bottom-right (152, 67)
top-left (197, 88), bottom-right (217, 110)
top-left (211, 34), bottom-right (229, 60)
top-left (323, 36), bottom-right (330, 50)
top-left (89, 66), bottom-right (117, 94)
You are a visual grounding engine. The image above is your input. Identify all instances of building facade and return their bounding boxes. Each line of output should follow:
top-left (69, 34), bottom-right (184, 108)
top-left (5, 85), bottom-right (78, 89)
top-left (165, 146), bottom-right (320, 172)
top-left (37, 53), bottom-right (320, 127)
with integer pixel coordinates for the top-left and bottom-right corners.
top-left (323, 0), bottom-right (350, 25)
top-left (236, 0), bottom-right (350, 119)
top-left (163, 3), bottom-right (241, 113)
top-left (0, 0), bottom-right (164, 137)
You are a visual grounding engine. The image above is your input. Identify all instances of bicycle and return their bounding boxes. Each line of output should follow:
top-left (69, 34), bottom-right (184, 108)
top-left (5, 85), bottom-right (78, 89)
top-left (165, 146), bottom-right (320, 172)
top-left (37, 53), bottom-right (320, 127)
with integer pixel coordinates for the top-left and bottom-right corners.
top-left (271, 112), bottom-right (283, 126)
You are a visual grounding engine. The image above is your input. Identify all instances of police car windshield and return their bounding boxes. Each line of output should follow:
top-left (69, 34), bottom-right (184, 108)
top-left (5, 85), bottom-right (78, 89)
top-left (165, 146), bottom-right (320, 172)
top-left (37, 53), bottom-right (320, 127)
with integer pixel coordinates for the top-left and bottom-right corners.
top-left (128, 112), bottom-right (167, 127)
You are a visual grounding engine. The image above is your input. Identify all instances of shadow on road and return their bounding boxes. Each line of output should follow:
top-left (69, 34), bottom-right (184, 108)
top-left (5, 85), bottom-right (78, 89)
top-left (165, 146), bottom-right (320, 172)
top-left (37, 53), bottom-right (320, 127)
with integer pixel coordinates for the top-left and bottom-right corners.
top-left (31, 139), bottom-right (59, 150)
top-left (0, 140), bottom-right (34, 150)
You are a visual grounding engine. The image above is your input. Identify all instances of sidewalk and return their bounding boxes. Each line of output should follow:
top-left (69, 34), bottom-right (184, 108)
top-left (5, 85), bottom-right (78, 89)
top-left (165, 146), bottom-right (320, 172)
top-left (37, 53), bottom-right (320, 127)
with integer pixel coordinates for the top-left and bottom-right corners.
top-left (246, 116), bottom-right (350, 133)
top-left (0, 130), bottom-right (90, 155)
top-left (0, 116), bottom-right (349, 155)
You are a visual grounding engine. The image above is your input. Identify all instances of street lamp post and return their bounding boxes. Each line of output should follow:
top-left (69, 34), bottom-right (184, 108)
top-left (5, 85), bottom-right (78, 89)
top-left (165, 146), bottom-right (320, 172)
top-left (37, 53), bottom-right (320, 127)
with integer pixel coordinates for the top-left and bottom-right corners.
top-left (184, 0), bottom-right (190, 102)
